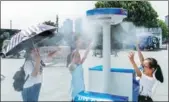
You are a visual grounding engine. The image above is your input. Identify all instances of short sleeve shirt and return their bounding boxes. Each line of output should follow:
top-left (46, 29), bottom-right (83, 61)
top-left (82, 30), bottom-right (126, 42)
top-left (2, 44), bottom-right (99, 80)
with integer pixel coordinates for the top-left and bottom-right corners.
top-left (139, 73), bottom-right (157, 97)
top-left (23, 60), bottom-right (43, 88)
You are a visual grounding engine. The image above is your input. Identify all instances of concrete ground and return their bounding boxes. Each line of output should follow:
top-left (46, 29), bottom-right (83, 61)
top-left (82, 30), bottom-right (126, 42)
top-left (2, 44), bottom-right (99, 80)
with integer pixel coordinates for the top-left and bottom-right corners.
top-left (1, 49), bottom-right (168, 101)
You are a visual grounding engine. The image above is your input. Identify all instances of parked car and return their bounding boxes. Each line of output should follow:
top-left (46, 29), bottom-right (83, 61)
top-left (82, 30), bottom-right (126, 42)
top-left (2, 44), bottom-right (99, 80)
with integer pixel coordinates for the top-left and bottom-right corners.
top-left (137, 35), bottom-right (160, 50)
top-left (124, 34), bottom-right (160, 51)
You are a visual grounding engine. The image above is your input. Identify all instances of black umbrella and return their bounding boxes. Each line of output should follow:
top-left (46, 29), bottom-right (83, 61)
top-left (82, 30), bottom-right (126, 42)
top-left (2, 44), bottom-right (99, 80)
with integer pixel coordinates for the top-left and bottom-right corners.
top-left (5, 24), bottom-right (56, 56)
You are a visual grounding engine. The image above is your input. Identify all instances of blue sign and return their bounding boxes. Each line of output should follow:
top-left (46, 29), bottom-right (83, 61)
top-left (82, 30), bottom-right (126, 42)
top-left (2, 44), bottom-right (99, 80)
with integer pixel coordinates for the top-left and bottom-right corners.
top-left (74, 91), bottom-right (128, 101)
top-left (86, 8), bottom-right (128, 16)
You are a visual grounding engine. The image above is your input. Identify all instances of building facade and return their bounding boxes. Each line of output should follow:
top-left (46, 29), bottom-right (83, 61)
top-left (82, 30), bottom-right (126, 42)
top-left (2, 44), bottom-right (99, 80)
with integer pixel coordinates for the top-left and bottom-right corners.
top-left (165, 15), bottom-right (168, 27)
top-left (75, 18), bottom-right (82, 34)
top-left (62, 19), bottom-right (73, 34)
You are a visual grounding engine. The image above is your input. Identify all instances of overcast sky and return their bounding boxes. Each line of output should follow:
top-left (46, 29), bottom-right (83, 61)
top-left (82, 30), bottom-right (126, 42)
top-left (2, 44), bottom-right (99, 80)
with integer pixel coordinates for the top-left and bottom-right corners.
top-left (1, 1), bottom-right (168, 29)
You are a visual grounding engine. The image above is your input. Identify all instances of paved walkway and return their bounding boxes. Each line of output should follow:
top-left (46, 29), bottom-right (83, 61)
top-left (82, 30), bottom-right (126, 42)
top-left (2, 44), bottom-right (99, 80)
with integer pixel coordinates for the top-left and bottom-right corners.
top-left (1, 50), bottom-right (168, 101)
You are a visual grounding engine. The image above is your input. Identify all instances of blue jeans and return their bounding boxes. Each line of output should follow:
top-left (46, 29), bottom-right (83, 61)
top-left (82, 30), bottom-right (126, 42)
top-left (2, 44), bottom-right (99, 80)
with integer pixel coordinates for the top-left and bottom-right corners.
top-left (22, 83), bottom-right (41, 102)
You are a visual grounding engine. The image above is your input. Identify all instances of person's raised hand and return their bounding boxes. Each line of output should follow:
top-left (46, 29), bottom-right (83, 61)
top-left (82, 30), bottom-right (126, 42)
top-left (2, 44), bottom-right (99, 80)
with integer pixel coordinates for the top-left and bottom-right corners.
top-left (48, 46), bottom-right (62, 57)
top-left (35, 48), bottom-right (41, 62)
top-left (88, 40), bottom-right (94, 49)
top-left (128, 52), bottom-right (135, 62)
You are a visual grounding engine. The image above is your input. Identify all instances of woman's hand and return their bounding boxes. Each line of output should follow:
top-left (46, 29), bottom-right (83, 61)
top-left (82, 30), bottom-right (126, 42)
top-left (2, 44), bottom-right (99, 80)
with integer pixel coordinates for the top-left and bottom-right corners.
top-left (128, 51), bottom-right (142, 77)
top-left (48, 51), bottom-right (57, 57)
top-left (136, 40), bottom-right (144, 65)
top-left (32, 48), bottom-right (41, 77)
top-left (35, 48), bottom-right (41, 63)
top-left (128, 52), bottom-right (135, 62)
top-left (81, 40), bottom-right (93, 64)
top-left (86, 39), bottom-right (93, 50)
top-left (48, 46), bottom-right (61, 57)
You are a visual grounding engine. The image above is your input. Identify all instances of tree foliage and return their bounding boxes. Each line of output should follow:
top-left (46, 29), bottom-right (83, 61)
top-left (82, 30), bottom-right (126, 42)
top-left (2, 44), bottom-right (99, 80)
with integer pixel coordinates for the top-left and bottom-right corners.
top-left (157, 19), bottom-right (168, 39)
top-left (95, 1), bottom-right (159, 28)
top-left (43, 20), bottom-right (56, 26)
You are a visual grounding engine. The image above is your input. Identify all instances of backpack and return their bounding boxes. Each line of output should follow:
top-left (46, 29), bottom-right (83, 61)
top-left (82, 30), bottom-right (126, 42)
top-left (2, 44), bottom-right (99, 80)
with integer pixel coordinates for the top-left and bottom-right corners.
top-left (13, 61), bottom-right (29, 92)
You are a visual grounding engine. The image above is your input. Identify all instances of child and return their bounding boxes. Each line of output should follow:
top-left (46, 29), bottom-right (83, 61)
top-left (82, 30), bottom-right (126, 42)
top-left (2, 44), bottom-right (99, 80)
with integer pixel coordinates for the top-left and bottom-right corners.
top-left (128, 43), bottom-right (164, 102)
top-left (68, 35), bottom-right (92, 101)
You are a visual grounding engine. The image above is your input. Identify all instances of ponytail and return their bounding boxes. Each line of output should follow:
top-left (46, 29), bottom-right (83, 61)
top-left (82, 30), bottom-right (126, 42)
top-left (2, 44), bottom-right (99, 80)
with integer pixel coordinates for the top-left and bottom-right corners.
top-left (155, 64), bottom-right (164, 83)
top-left (146, 58), bottom-right (164, 83)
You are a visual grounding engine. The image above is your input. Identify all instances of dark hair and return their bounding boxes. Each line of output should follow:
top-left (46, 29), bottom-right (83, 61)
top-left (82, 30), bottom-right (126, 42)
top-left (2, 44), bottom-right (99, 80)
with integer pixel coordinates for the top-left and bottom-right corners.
top-left (146, 58), bottom-right (164, 83)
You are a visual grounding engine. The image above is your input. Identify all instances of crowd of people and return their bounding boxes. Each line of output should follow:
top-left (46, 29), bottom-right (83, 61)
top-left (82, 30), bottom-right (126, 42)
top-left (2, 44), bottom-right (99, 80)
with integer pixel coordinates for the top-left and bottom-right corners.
top-left (10, 35), bottom-right (164, 102)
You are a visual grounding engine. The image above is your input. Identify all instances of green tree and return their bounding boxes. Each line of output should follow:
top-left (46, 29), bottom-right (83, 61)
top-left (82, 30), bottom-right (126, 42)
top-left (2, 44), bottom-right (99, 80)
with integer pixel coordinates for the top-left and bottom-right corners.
top-left (43, 20), bottom-right (56, 26)
top-left (95, 1), bottom-right (159, 28)
top-left (157, 19), bottom-right (168, 39)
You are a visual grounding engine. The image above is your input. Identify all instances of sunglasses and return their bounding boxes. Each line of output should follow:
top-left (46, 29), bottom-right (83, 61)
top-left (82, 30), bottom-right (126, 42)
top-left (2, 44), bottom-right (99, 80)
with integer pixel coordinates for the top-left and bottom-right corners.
top-left (142, 64), bottom-right (150, 68)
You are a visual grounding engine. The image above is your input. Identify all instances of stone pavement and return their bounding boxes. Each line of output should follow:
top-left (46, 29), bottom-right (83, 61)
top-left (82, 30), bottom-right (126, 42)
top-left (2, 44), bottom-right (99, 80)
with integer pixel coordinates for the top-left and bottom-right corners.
top-left (1, 50), bottom-right (168, 101)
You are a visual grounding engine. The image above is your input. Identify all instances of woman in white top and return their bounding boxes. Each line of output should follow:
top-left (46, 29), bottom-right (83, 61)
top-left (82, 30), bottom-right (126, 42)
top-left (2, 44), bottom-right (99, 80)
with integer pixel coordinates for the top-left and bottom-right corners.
top-left (128, 43), bottom-right (164, 102)
top-left (22, 46), bottom-right (60, 102)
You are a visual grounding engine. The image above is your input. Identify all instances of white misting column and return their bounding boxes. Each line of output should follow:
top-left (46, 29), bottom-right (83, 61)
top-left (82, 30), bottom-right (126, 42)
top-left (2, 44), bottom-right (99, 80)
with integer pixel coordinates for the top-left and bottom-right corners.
top-left (102, 23), bottom-right (111, 92)
top-left (73, 8), bottom-right (131, 102)
top-left (85, 8), bottom-right (127, 93)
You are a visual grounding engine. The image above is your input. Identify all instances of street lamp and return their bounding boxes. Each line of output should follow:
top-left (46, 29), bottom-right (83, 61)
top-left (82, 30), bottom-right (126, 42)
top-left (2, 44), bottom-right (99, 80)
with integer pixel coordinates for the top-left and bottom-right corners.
top-left (10, 20), bottom-right (12, 29)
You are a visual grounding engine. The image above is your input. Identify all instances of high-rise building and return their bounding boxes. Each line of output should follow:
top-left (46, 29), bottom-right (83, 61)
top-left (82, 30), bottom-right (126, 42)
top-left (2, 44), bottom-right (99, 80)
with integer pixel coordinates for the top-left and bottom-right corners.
top-left (58, 26), bottom-right (64, 33)
top-left (75, 18), bottom-right (82, 34)
top-left (55, 15), bottom-right (59, 32)
top-left (62, 19), bottom-right (73, 34)
top-left (165, 15), bottom-right (168, 27)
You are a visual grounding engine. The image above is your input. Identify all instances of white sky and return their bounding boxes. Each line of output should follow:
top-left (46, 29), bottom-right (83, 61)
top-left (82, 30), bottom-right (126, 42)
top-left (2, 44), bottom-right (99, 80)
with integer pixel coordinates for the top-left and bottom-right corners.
top-left (1, 1), bottom-right (168, 29)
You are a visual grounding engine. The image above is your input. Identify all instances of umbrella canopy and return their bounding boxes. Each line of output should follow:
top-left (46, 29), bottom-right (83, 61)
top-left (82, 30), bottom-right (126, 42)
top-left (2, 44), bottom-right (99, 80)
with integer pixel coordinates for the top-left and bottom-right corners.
top-left (5, 24), bottom-right (56, 56)
top-left (38, 32), bottom-right (64, 46)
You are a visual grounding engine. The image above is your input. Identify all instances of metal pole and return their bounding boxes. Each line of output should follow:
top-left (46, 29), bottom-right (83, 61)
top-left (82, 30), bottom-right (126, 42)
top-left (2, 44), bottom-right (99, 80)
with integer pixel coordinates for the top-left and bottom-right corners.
top-left (10, 20), bottom-right (12, 29)
top-left (56, 15), bottom-right (59, 32)
top-left (102, 23), bottom-right (111, 92)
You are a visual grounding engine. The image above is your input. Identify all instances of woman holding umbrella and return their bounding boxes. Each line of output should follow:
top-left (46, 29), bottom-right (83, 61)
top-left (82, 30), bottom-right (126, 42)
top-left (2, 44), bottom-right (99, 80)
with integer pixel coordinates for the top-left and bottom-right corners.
top-left (22, 44), bottom-right (61, 102)
top-left (5, 24), bottom-right (61, 101)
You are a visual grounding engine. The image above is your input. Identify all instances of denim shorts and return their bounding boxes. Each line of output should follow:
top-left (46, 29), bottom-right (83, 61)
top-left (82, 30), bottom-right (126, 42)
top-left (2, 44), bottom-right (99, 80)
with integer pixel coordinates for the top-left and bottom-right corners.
top-left (22, 83), bottom-right (41, 102)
